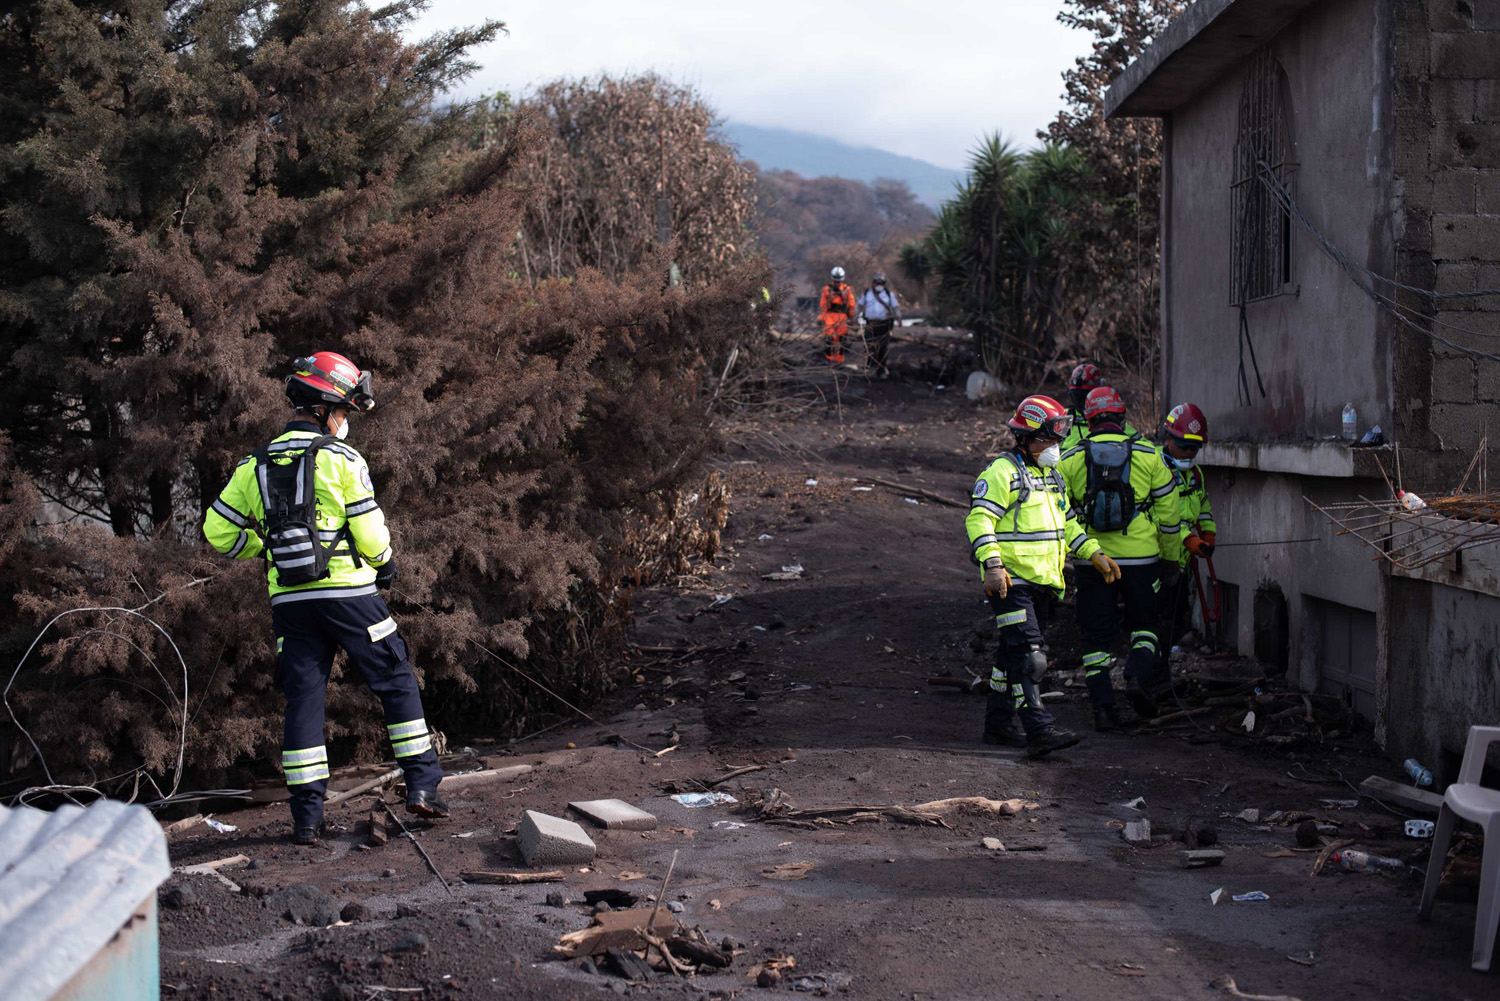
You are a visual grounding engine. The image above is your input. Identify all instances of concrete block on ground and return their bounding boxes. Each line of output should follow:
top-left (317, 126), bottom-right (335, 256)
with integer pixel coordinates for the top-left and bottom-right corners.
top-left (569, 799), bottom-right (658, 831)
top-left (1358, 775), bottom-right (1444, 816)
top-left (519, 810), bottom-right (596, 867)
top-left (1122, 819), bottom-right (1151, 846)
top-left (1179, 849), bottom-right (1226, 869)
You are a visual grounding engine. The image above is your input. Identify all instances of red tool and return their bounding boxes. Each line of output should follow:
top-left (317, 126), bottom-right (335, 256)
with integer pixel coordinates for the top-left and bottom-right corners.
top-left (1191, 555), bottom-right (1225, 651)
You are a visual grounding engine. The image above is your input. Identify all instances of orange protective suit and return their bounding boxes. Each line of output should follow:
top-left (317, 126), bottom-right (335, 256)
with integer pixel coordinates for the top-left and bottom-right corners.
top-left (819, 282), bottom-right (856, 363)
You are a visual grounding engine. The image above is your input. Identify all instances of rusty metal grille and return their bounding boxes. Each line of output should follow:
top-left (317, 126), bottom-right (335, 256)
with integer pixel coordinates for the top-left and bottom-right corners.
top-left (1231, 48), bottom-right (1294, 305)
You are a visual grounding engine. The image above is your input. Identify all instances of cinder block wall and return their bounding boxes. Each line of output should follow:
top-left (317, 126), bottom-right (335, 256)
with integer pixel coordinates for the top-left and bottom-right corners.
top-left (1395, 1), bottom-right (1500, 450)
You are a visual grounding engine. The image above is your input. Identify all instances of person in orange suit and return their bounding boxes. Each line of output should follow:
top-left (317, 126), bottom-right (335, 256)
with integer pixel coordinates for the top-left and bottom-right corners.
top-left (819, 266), bottom-right (856, 364)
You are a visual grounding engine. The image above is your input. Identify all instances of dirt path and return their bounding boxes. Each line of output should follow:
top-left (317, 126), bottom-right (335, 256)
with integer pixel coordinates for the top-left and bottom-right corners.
top-left (160, 345), bottom-right (1490, 1001)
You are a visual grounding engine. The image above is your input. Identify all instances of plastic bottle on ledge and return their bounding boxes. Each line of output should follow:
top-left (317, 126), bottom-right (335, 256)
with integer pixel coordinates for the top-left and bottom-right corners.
top-left (1333, 849), bottom-right (1406, 874)
top-left (1398, 490), bottom-right (1428, 512)
top-left (1341, 403), bottom-right (1357, 440)
top-left (1403, 758), bottom-right (1434, 787)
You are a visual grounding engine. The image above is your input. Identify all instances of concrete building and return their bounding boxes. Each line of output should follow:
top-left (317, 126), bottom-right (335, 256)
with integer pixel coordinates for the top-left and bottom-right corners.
top-left (1106, 0), bottom-right (1500, 778)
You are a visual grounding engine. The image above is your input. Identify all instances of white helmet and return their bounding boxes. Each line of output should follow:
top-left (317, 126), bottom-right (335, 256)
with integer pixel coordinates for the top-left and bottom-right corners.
top-left (830, 266), bottom-right (845, 281)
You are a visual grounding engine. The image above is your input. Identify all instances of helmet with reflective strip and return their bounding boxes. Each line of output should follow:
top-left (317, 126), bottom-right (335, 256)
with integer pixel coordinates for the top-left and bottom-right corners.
top-left (285, 351), bottom-right (375, 413)
top-left (1007, 394), bottom-right (1072, 441)
top-left (830, 266), bottom-right (846, 282)
top-left (1068, 363), bottom-right (1103, 392)
top-left (1083, 386), bottom-right (1126, 422)
top-left (1164, 402), bottom-right (1209, 443)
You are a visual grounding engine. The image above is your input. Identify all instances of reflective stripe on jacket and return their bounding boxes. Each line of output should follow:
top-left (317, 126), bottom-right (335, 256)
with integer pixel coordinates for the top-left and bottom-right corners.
top-left (1058, 430), bottom-right (1180, 564)
top-left (203, 421), bottom-right (392, 604)
top-left (1159, 456), bottom-right (1217, 567)
top-left (966, 450), bottom-right (1101, 596)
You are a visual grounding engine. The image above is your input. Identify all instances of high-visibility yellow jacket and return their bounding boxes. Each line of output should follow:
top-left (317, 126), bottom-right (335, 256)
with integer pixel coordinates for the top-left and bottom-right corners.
top-left (1061, 415), bottom-right (1141, 454)
top-left (966, 450), bottom-right (1102, 596)
top-left (1158, 454), bottom-right (1217, 567)
top-left (1058, 429), bottom-right (1180, 566)
top-left (202, 422), bottom-right (392, 605)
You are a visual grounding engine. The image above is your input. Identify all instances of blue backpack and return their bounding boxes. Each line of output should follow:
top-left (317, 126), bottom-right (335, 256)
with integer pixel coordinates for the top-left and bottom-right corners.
top-left (1082, 437), bottom-right (1140, 533)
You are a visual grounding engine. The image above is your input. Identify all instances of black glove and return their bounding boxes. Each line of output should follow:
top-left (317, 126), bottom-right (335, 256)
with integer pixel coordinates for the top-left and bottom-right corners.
top-left (374, 561), bottom-right (399, 589)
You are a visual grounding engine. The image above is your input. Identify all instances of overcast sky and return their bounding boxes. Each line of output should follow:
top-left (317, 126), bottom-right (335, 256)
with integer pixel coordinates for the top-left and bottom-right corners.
top-left (406, 1), bottom-right (1094, 170)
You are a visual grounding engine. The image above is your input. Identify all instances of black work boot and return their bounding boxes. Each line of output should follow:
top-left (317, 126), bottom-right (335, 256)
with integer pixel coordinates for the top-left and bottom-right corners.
top-left (292, 821), bottom-right (325, 846)
top-left (982, 688), bottom-right (1027, 747)
top-left (406, 788), bottom-right (450, 819)
top-left (1026, 727), bottom-right (1081, 758)
top-left (1125, 677), bottom-right (1159, 719)
top-left (1093, 705), bottom-right (1121, 732)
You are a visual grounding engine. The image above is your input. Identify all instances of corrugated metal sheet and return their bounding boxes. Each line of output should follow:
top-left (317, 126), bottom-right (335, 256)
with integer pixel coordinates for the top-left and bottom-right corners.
top-left (0, 799), bottom-right (170, 1001)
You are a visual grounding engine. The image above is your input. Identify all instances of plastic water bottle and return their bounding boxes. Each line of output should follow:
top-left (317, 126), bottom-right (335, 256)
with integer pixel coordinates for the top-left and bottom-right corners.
top-left (1333, 849), bottom-right (1405, 874)
top-left (1403, 758), bottom-right (1434, 787)
top-left (1398, 491), bottom-right (1427, 512)
top-left (1341, 403), bottom-right (1357, 440)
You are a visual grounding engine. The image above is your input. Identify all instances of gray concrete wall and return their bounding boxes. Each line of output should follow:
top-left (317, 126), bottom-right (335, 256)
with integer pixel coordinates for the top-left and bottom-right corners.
top-left (1202, 468), bottom-right (1386, 714)
top-left (1391, 1), bottom-right (1500, 451)
top-left (1386, 575), bottom-right (1500, 781)
top-left (1163, 0), bottom-right (1394, 442)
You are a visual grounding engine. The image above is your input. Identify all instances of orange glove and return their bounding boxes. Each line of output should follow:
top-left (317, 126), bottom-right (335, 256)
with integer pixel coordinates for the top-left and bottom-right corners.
top-left (1203, 530), bottom-right (1217, 547)
top-left (1186, 535), bottom-right (1215, 559)
top-left (1090, 552), bottom-right (1121, 583)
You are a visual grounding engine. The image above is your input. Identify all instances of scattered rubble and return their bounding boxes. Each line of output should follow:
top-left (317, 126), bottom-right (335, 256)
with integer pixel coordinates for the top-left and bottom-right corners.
top-left (1180, 850), bottom-right (1225, 868)
top-left (519, 810), bottom-right (597, 867)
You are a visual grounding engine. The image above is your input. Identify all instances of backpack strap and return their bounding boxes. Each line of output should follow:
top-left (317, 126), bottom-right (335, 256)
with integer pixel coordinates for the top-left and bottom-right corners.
top-left (252, 435), bottom-right (362, 567)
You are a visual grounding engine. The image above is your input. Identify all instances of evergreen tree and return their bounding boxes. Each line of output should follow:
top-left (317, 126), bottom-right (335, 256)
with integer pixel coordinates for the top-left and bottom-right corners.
top-left (0, 2), bottom-right (771, 790)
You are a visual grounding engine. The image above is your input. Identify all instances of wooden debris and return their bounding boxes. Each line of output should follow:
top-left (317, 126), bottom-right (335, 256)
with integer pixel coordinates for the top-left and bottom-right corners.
top-left (324, 768), bottom-right (402, 808)
top-left (162, 814), bottom-right (205, 836)
top-left (859, 476), bottom-right (966, 508)
top-left (1210, 975), bottom-right (1306, 1001)
top-left (761, 861), bottom-right (815, 880)
top-left (460, 870), bottom-right (565, 885)
top-left (367, 807), bottom-right (389, 846)
top-left (174, 854), bottom-right (249, 892)
top-left (707, 764), bottom-right (766, 787)
top-left (1180, 849), bottom-right (1226, 868)
top-left (553, 908), bottom-right (676, 958)
top-left (439, 764), bottom-right (534, 792)
top-left (1358, 775), bottom-right (1443, 816)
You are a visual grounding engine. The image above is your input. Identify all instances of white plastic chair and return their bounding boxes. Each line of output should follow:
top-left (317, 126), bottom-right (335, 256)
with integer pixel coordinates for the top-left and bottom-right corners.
top-left (1419, 725), bottom-right (1500, 971)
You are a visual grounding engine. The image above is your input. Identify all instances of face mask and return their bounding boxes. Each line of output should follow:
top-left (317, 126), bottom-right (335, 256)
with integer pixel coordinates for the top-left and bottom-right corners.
top-left (1036, 443), bottom-right (1062, 468)
top-left (335, 419), bottom-right (349, 441)
top-left (1169, 453), bottom-right (1193, 469)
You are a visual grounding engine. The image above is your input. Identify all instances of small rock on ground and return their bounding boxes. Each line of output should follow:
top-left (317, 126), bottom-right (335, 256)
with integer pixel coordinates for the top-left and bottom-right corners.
top-left (267, 884), bottom-right (339, 927)
top-left (161, 883), bottom-right (196, 910)
top-left (389, 931), bottom-right (430, 955)
top-left (340, 901), bottom-right (371, 923)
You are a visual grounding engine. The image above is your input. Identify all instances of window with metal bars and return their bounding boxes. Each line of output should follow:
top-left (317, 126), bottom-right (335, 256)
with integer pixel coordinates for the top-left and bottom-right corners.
top-left (1230, 48), bottom-right (1295, 305)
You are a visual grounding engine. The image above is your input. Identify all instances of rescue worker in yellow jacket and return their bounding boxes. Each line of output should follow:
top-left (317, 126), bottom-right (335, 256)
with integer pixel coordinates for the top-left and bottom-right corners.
top-left (1155, 403), bottom-right (1217, 684)
top-left (966, 395), bottom-right (1121, 755)
top-left (203, 351), bottom-right (447, 845)
top-left (1058, 387), bottom-right (1181, 730)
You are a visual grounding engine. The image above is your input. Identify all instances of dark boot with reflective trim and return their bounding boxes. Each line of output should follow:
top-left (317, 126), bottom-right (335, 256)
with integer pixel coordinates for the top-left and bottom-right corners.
top-left (292, 821), bottom-right (325, 846)
top-left (406, 788), bottom-right (450, 819)
top-left (982, 688), bottom-right (1027, 747)
top-left (1125, 676), bottom-right (1159, 719)
top-left (1026, 727), bottom-right (1081, 758)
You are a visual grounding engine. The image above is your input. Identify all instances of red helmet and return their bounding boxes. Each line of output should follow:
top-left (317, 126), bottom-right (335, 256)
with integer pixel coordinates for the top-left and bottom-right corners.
top-left (1164, 403), bottom-right (1209, 444)
top-left (285, 351), bottom-right (374, 413)
top-left (1083, 386), bottom-right (1126, 422)
top-left (1068, 363), bottom-right (1104, 392)
top-left (1007, 395), bottom-right (1073, 441)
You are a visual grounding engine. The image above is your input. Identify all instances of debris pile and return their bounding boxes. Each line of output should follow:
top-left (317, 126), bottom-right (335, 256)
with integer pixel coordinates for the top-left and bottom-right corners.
top-left (1136, 676), bottom-right (1360, 745)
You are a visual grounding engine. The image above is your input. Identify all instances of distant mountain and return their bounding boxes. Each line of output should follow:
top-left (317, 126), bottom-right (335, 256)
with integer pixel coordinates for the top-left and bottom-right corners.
top-left (723, 123), bottom-right (964, 208)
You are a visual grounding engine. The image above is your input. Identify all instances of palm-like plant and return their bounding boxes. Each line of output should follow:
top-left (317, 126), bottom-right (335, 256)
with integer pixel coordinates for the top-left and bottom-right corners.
top-left (901, 136), bottom-right (1088, 382)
